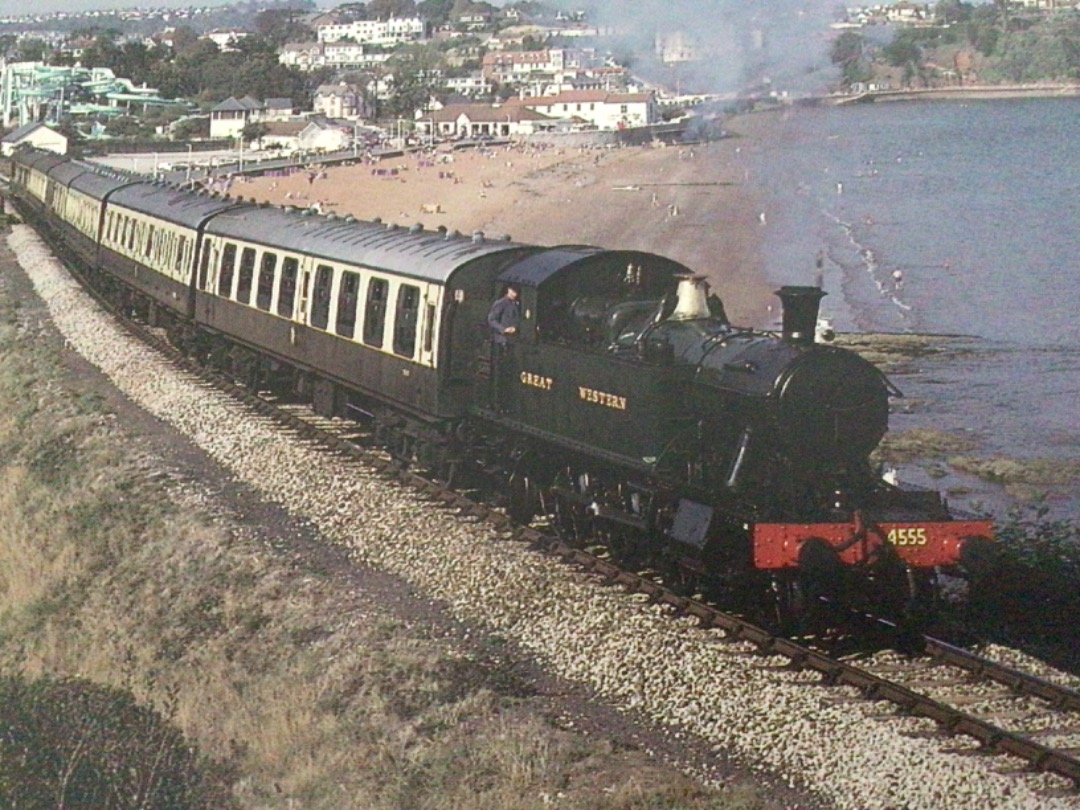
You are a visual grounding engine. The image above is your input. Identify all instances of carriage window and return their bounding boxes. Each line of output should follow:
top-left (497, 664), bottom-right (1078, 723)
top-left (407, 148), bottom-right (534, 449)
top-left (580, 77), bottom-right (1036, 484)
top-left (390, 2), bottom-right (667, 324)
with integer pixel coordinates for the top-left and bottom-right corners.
top-left (363, 278), bottom-right (388, 348)
top-left (256, 252), bottom-right (277, 311)
top-left (126, 219), bottom-right (137, 251)
top-left (423, 302), bottom-right (436, 353)
top-left (335, 271), bottom-right (360, 338)
top-left (236, 247), bottom-right (256, 304)
top-left (393, 284), bottom-right (420, 358)
top-left (310, 264), bottom-right (333, 330)
top-left (198, 242), bottom-right (212, 290)
top-left (277, 257), bottom-right (299, 317)
top-left (175, 235), bottom-right (187, 273)
top-left (144, 225), bottom-right (155, 258)
top-left (218, 243), bottom-right (237, 296)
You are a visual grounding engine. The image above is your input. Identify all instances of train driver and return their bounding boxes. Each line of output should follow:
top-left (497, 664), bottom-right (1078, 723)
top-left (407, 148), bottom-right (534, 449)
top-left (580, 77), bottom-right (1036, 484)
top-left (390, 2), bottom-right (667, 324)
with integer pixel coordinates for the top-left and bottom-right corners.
top-left (487, 285), bottom-right (521, 346)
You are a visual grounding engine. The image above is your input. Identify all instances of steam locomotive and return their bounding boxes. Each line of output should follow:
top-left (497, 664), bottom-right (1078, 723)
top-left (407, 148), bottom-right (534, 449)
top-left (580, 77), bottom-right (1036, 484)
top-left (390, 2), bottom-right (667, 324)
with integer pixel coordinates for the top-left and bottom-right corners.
top-left (8, 148), bottom-right (993, 627)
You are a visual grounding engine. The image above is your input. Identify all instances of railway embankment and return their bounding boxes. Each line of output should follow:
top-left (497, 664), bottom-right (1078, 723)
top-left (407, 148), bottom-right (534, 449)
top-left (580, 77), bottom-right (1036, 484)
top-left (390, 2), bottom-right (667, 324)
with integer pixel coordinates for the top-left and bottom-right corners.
top-left (0, 231), bottom-right (789, 808)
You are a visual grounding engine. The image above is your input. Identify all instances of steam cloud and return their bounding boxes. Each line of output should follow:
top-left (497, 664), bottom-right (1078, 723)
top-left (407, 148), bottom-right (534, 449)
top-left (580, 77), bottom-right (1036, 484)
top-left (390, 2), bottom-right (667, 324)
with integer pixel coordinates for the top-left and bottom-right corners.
top-left (581, 0), bottom-right (839, 96)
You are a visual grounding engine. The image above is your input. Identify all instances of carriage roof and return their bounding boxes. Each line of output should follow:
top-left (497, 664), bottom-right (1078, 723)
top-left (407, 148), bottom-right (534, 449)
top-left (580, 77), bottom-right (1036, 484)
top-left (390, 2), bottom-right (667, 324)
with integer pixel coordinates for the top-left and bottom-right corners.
top-left (202, 205), bottom-right (531, 284)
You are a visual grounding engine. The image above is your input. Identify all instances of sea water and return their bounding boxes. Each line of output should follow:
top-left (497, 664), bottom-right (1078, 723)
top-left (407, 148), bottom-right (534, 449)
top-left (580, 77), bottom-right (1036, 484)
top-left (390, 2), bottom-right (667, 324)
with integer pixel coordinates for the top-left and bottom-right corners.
top-left (747, 98), bottom-right (1080, 517)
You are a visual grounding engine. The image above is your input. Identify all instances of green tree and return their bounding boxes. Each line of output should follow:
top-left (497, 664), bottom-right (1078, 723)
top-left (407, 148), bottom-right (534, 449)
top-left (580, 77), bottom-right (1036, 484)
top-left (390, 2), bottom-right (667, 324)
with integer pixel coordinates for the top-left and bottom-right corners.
top-left (883, 33), bottom-right (924, 86)
top-left (830, 31), bottom-right (874, 87)
top-left (105, 116), bottom-right (150, 139)
top-left (16, 37), bottom-right (47, 62)
top-left (241, 120), bottom-right (270, 146)
top-left (418, 0), bottom-right (454, 25)
top-left (935, 0), bottom-right (973, 24)
top-left (368, 0), bottom-right (418, 19)
top-left (384, 43), bottom-right (447, 117)
top-left (172, 116), bottom-right (210, 141)
top-left (255, 8), bottom-right (314, 45)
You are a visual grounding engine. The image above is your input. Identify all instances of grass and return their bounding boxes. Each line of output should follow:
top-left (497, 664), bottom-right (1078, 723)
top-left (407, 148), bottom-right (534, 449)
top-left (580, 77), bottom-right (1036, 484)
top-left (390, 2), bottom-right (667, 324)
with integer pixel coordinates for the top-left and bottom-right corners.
top-left (0, 275), bottom-right (782, 808)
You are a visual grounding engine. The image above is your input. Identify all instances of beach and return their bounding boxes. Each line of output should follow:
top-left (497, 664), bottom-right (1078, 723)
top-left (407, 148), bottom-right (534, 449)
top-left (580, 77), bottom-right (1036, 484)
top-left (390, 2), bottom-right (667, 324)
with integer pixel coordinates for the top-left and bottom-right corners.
top-left (231, 115), bottom-right (779, 327)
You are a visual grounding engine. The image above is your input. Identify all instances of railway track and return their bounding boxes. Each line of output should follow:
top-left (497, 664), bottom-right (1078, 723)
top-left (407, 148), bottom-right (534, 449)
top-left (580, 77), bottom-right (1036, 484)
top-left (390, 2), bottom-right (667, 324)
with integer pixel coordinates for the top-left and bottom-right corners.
top-left (17, 207), bottom-right (1080, 796)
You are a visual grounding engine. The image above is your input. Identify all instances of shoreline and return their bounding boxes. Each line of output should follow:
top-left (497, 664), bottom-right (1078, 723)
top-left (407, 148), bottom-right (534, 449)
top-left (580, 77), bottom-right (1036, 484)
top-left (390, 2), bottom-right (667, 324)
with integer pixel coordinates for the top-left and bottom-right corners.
top-left (236, 115), bottom-right (779, 327)
top-left (826, 82), bottom-right (1080, 105)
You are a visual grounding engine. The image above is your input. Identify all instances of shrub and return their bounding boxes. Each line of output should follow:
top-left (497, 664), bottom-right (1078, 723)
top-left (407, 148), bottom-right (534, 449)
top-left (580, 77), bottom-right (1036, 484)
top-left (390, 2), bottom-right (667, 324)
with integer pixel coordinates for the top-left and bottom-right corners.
top-left (0, 674), bottom-right (236, 809)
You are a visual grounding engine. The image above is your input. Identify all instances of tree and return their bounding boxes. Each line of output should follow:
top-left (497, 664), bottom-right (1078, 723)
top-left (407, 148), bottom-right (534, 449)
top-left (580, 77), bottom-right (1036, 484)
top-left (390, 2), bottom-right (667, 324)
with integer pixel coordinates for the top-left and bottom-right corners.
top-left (172, 116), bottom-right (210, 141)
top-left (935, 0), bottom-right (973, 24)
top-left (368, 0), bottom-right (418, 19)
top-left (105, 116), bottom-right (150, 139)
top-left (384, 43), bottom-right (447, 118)
top-left (882, 34), bottom-right (923, 82)
top-left (255, 8), bottom-right (314, 45)
top-left (418, 0), bottom-right (454, 25)
top-left (241, 120), bottom-right (270, 147)
top-left (337, 2), bottom-right (370, 22)
top-left (16, 37), bottom-right (47, 62)
top-left (829, 31), bottom-right (874, 87)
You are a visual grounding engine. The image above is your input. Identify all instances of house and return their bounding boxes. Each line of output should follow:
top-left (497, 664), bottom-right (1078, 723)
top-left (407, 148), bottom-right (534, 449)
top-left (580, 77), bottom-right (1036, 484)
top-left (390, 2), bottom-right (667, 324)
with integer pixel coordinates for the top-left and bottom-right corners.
top-left (279, 42), bottom-right (323, 71)
top-left (513, 90), bottom-right (659, 130)
top-left (298, 116), bottom-right (354, 152)
top-left (204, 29), bottom-right (250, 51)
top-left (263, 98), bottom-right (295, 121)
top-left (423, 103), bottom-right (557, 139)
top-left (256, 120), bottom-right (308, 151)
top-left (209, 96), bottom-right (293, 139)
top-left (316, 17), bottom-right (426, 46)
top-left (884, 2), bottom-right (930, 23)
top-left (279, 41), bottom-right (394, 72)
top-left (481, 49), bottom-right (596, 83)
top-left (209, 96), bottom-right (263, 138)
top-left (313, 83), bottom-right (370, 120)
top-left (445, 73), bottom-right (493, 97)
top-left (2, 122), bottom-right (68, 156)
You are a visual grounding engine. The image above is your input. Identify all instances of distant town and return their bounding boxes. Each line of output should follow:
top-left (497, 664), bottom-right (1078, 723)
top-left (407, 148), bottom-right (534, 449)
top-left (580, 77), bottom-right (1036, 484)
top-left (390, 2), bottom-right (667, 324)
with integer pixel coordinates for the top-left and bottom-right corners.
top-left (1, 0), bottom-right (1077, 158)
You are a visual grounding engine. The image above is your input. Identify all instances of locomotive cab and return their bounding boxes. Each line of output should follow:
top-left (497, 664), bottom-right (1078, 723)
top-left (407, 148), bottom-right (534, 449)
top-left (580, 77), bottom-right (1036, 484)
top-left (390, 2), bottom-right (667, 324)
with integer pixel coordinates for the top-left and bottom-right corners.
top-left (484, 247), bottom-right (701, 467)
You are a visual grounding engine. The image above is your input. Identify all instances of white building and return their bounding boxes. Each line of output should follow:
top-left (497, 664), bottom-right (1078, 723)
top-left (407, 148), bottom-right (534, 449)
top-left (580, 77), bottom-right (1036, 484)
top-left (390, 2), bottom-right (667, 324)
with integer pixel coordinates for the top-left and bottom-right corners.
top-left (316, 17), bottom-right (426, 46)
top-left (445, 73), bottom-right (493, 97)
top-left (279, 41), bottom-right (393, 72)
top-left (313, 83), bottom-right (372, 120)
top-left (424, 103), bottom-right (557, 139)
top-left (1, 121), bottom-right (67, 156)
top-left (514, 90), bottom-right (659, 131)
top-left (204, 29), bottom-right (249, 51)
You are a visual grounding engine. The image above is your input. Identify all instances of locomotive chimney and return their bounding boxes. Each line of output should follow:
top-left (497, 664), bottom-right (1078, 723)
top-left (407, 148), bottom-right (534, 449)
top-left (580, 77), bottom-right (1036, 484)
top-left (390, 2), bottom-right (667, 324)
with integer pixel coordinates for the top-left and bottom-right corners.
top-left (670, 275), bottom-right (711, 320)
top-left (775, 286), bottom-right (826, 346)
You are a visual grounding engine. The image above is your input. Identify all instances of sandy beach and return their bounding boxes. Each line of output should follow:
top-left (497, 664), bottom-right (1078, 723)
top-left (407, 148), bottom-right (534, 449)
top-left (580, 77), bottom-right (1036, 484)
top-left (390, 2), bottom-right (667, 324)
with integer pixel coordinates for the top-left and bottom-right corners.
top-left (231, 115), bottom-right (779, 327)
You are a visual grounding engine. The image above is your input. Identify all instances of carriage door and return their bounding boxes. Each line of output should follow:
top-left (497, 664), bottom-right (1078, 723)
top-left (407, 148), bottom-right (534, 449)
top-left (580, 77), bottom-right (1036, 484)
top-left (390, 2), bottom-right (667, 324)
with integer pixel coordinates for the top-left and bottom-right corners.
top-left (419, 286), bottom-right (440, 368)
top-left (297, 258), bottom-right (315, 326)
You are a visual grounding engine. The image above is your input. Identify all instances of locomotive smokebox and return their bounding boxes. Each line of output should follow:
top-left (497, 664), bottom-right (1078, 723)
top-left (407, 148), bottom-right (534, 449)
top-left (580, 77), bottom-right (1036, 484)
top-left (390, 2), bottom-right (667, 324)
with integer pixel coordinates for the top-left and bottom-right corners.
top-left (775, 286), bottom-right (826, 346)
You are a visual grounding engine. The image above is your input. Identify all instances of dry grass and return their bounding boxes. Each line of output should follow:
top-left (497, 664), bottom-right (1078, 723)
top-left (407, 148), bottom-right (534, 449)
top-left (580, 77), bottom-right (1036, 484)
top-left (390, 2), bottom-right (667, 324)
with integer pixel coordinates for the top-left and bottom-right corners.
top-left (0, 281), bottom-right (781, 808)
